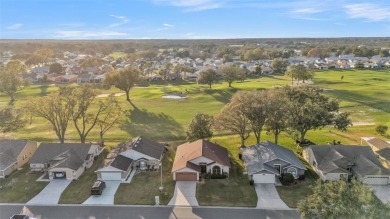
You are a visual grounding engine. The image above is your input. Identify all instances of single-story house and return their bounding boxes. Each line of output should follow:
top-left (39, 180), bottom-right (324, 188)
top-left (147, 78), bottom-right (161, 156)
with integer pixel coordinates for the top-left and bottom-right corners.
top-left (242, 141), bottom-right (306, 184)
top-left (362, 137), bottom-right (390, 167)
top-left (0, 140), bottom-right (38, 178)
top-left (171, 139), bottom-right (231, 181)
top-left (303, 145), bottom-right (390, 185)
top-left (29, 143), bottom-right (101, 180)
top-left (97, 136), bottom-right (165, 181)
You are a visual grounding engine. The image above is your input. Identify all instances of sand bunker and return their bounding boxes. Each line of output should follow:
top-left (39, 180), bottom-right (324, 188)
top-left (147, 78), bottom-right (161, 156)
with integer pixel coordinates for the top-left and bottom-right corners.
top-left (97, 93), bottom-right (125, 98)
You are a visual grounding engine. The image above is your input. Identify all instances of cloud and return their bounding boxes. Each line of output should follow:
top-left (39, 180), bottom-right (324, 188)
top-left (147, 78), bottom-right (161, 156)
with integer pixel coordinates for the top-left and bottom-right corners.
top-left (157, 23), bottom-right (175, 31)
top-left (7, 24), bottom-right (22, 30)
top-left (344, 3), bottom-right (390, 21)
top-left (108, 15), bottom-right (129, 27)
top-left (154, 0), bottom-right (223, 11)
top-left (55, 30), bottom-right (127, 39)
top-left (163, 23), bottom-right (174, 28)
top-left (291, 8), bottom-right (322, 14)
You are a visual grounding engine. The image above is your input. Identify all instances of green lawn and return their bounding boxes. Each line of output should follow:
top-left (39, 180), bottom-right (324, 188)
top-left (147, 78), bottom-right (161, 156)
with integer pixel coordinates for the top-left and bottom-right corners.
top-left (59, 149), bottom-right (108, 204)
top-left (0, 165), bottom-right (49, 203)
top-left (114, 144), bottom-right (177, 205)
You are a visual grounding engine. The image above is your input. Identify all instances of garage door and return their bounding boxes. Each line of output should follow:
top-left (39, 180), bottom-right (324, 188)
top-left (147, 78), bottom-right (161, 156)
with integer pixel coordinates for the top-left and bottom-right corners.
top-left (175, 172), bottom-right (197, 181)
top-left (364, 176), bottom-right (389, 185)
top-left (101, 172), bottom-right (122, 181)
top-left (253, 174), bottom-right (275, 183)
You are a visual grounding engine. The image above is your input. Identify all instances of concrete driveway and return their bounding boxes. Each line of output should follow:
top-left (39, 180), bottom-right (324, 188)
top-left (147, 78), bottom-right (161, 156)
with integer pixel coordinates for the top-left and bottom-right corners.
top-left (27, 179), bottom-right (71, 204)
top-left (255, 184), bottom-right (289, 209)
top-left (83, 181), bottom-right (121, 205)
top-left (168, 181), bottom-right (199, 206)
top-left (368, 185), bottom-right (390, 204)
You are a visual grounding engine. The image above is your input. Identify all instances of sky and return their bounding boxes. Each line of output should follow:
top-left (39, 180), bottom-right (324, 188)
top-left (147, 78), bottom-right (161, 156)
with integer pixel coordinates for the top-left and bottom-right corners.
top-left (0, 0), bottom-right (389, 39)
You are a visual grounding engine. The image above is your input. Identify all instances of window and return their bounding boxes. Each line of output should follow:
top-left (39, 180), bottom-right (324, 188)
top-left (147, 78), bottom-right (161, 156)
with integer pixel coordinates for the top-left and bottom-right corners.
top-left (212, 166), bottom-right (221, 175)
top-left (199, 163), bottom-right (207, 173)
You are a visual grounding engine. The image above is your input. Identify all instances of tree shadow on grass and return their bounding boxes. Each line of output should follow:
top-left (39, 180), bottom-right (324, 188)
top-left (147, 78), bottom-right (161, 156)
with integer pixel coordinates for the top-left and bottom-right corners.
top-left (204, 89), bottom-right (234, 104)
top-left (120, 108), bottom-right (185, 141)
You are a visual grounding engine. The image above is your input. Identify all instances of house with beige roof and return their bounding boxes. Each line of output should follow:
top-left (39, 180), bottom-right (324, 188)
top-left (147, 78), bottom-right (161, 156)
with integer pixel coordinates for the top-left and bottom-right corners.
top-left (171, 139), bottom-right (231, 181)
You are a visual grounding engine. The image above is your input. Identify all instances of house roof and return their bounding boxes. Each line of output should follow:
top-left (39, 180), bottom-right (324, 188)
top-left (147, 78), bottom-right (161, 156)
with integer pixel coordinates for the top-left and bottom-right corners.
top-left (110, 155), bottom-right (133, 171)
top-left (171, 139), bottom-right (231, 173)
top-left (367, 138), bottom-right (390, 150)
top-left (309, 145), bottom-right (390, 176)
top-left (0, 140), bottom-right (31, 170)
top-left (119, 136), bottom-right (165, 160)
top-left (242, 141), bottom-right (306, 175)
top-left (377, 148), bottom-right (390, 161)
top-left (30, 143), bottom-right (93, 170)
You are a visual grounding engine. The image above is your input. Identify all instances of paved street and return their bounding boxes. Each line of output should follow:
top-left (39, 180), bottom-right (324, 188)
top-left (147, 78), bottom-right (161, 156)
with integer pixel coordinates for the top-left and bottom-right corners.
top-left (27, 180), bottom-right (72, 205)
top-left (368, 185), bottom-right (390, 204)
top-left (83, 181), bottom-right (121, 205)
top-left (168, 181), bottom-right (199, 206)
top-left (255, 184), bottom-right (289, 209)
top-left (0, 204), bottom-right (300, 219)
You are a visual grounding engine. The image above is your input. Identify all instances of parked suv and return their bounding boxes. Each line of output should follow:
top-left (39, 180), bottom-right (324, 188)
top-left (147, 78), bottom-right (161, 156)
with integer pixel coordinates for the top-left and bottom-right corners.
top-left (91, 180), bottom-right (106, 195)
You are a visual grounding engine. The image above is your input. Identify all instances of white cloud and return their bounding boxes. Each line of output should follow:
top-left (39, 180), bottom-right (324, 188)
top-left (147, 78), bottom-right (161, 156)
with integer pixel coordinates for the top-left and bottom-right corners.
top-left (291, 8), bottom-right (322, 14)
top-left (157, 23), bottom-right (175, 31)
top-left (154, 0), bottom-right (223, 11)
top-left (344, 3), bottom-right (390, 21)
top-left (55, 30), bottom-right (127, 39)
top-left (7, 23), bottom-right (22, 30)
top-left (108, 15), bottom-right (129, 28)
top-left (163, 23), bottom-right (174, 28)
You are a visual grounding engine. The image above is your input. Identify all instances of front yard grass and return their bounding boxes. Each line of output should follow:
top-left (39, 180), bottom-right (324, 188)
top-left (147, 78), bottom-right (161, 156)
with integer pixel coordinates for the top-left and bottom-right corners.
top-left (114, 146), bottom-right (176, 205)
top-left (276, 168), bottom-right (319, 208)
top-left (196, 163), bottom-right (257, 207)
top-left (59, 149), bottom-right (108, 204)
top-left (0, 165), bottom-right (48, 203)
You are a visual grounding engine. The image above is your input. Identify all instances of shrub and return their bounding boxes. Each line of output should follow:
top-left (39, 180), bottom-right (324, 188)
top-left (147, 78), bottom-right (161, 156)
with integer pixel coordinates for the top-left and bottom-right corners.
top-left (280, 173), bottom-right (295, 185)
top-left (298, 174), bottom-right (306, 181)
top-left (210, 173), bottom-right (228, 179)
top-left (376, 125), bottom-right (388, 136)
top-left (249, 179), bottom-right (254, 186)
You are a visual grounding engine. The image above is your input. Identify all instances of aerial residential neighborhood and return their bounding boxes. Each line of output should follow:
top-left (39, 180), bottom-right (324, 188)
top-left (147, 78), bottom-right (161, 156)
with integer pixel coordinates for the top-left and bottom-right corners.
top-left (1, 0), bottom-right (390, 218)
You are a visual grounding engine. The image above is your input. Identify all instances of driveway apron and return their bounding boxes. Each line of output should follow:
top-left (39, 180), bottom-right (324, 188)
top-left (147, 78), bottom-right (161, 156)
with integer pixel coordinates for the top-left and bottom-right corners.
top-left (83, 181), bottom-right (121, 205)
top-left (168, 181), bottom-right (199, 206)
top-left (255, 183), bottom-right (289, 209)
top-left (27, 180), bottom-right (72, 205)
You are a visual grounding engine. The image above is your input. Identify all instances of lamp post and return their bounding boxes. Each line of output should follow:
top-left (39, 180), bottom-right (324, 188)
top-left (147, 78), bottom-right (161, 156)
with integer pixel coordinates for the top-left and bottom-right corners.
top-left (159, 160), bottom-right (163, 192)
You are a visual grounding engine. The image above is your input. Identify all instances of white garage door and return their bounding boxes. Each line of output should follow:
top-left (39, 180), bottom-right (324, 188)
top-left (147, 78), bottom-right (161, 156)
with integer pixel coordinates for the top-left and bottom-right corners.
top-left (253, 173), bottom-right (275, 183)
top-left (101, 172), bottom-right (122, 181)
top-left (364, 176), bottom-right (389, 185)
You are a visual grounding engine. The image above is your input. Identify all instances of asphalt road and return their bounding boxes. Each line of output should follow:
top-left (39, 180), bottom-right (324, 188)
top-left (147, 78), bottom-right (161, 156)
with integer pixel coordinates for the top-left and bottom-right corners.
top-left (0, 204), bottom-right (300, 219)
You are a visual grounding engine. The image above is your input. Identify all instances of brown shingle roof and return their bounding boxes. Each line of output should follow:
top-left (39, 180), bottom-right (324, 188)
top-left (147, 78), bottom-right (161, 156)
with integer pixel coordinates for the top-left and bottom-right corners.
top-left (171, 140), bottom-right (231, 172)
top-left (367, 138), bottom-right (390, 150)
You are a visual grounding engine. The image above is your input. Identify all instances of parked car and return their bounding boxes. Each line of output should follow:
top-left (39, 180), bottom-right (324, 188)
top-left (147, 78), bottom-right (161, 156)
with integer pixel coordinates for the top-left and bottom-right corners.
top-left (10, 215), bottom-right (30, 219)
top-left (91, 180), bottom-right (106, 195)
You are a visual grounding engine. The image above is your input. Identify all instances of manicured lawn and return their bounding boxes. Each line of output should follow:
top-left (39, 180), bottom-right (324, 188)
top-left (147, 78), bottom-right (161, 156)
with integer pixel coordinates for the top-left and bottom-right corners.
top-left (59, 149), bottom-right (108, 204)
top-left (276, 167), bottom-right (319, 208)
top-left (114, 144), bottom-right (177, 205)
top-left (0, 165), bottom-right (49, 203)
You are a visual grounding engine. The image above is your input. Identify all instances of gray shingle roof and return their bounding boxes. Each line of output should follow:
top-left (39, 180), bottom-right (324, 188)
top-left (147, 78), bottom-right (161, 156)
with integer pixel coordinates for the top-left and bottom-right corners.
top-left (309, 145), bottom-right (390, 176)
top-left (110, 155), bottom-right (133, 171)
top-left (30, 143), bottom-right (92, 170)
top-left (242, 141), bottom-right (306, 175)
top-left (121, 136), bottom-right (165, 160)
top-left (0, 140), bottom-right (30, 170)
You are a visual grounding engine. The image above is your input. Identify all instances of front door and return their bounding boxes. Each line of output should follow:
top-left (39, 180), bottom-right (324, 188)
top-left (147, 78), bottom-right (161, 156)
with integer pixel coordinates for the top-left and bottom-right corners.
top-left (200, 163), bottom-right (207, 173)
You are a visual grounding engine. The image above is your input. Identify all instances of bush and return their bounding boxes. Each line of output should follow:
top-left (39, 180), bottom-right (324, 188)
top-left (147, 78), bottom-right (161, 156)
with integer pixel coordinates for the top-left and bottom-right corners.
top-left (376, 125), bottom-right (388, 136)
top-left (249, 179), bottom-right (254, 186)
top-left (298, 174), bottom-right (306, 181)
top-left (210, 173), bottom-right (228, 179)
top-left (280, 173), bottom-right (295, 185)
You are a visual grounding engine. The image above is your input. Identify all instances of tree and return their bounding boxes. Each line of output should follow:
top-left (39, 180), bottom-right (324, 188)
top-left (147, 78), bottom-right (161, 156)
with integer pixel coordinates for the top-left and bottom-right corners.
top-left (282, 86), bottom-right (351, 144)
top-left (265, 89), bottom-right (289, 144)
top-left (186, 113), bottom-right (214, 142)
top-left (231, 91), bottom-right (268, 144)
top-left (97, 96), bottom-right (122, 145)
top-left (25, 54), bottom-right (46, 66)
top-left (0, 107), bottom-right (26, 132)
top-left (24, 88), bottom-right (74, 143)
top-left (214, 102), bottom-right (251, 147)
top-left (271, 58), bottom-right (289, 73)
top-left (79, 57), bottom-right (105, 68)
top-left (49, 62), bottom-right (63, 74)
top-left (68, 85), bottom-right (109, 143)
top-left (158, 62), bottom-right (173, 80)
top-left (34, 48), bottom-right (54, 61)
top-left (298, 179), bottom-right (390, 219)
top-left (219, 64), bottom-right (244, 87)
top-left (355, 62), bottom-right (365, 69)
top-left (376, 125), bottom-right (388, 136)
top-left (285, 65), bottom-right (313, 85)
top-left (104, 66), bottom-right (141, 108)
top-left (0, 60), bottom-right (27, 101)
top-left (197, 68), bottom-right (218, 89)
top-left (307, 47), bottom-right (330, 59)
